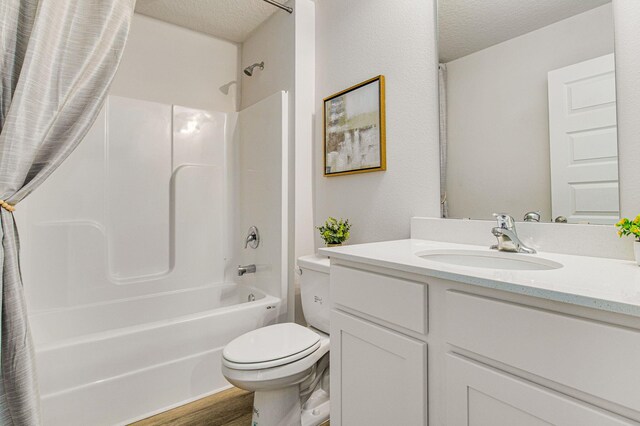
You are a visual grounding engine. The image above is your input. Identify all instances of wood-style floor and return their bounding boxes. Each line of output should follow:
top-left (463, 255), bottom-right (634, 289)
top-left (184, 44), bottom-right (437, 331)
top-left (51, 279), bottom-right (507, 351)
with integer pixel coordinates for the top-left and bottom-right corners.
top-left (130, 387), bottom-right (330, 426)
top-left (130, 388), bottom-right (254, 426)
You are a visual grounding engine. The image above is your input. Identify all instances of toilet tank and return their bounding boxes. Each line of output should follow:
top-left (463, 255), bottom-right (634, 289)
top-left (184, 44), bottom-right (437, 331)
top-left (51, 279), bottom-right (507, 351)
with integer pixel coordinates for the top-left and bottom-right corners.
top-left (297, 255), bottom-right (331, 334)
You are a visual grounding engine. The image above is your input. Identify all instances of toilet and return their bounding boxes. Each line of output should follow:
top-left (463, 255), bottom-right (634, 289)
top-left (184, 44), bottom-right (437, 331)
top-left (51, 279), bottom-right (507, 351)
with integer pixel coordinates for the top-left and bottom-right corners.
top-left (221, 254), bottom-right (331, 426)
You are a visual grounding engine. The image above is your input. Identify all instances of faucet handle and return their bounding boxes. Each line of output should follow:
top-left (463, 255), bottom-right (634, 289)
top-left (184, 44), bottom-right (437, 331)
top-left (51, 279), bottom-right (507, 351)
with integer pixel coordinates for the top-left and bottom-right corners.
top-left (524, 211), bottom-right (541, 222)
top-left (244, 226), bottom-right (260, 249)
top-left (493, 213), bottom-right (515, 230)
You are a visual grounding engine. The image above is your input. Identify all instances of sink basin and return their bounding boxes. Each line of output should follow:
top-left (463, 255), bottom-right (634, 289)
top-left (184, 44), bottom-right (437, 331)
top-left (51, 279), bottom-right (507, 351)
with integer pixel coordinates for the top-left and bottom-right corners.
top-left (416, 249), bottom-right (563, 271)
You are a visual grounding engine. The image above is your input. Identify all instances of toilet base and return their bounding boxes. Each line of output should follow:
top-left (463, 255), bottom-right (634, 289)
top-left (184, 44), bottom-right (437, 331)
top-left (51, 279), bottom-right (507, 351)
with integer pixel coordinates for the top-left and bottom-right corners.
top-left (301, 387), bottom-right (330, 426)
top-left (251, 386), bottom-right (330, 426)
top-left (252, 386), bottom-right (302, 426)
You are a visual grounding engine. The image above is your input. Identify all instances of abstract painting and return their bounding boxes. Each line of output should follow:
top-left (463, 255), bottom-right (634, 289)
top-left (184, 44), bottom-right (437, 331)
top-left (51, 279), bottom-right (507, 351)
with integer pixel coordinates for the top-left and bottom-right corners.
top-left (323, 75), bottom-right (386, 176)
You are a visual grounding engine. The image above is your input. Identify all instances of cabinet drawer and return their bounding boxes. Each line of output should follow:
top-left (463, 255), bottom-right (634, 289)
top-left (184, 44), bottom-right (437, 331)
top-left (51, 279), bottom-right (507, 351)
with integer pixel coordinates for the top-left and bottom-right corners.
top-left (446, 291), bottom-right (640, 413)
top-left (331, 265), bottom-right (427, 334)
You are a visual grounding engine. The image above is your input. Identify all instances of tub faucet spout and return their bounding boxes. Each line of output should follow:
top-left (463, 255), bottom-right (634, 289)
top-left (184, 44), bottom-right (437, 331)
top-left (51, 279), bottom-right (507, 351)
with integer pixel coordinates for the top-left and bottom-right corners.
top-left (238, 264), bottom-right (257, 276)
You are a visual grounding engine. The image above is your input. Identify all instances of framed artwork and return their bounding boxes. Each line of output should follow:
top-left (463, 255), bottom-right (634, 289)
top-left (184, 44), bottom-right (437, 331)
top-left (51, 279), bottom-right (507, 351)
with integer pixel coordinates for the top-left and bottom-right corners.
top-left (323, 75), bottom-right (386, 177)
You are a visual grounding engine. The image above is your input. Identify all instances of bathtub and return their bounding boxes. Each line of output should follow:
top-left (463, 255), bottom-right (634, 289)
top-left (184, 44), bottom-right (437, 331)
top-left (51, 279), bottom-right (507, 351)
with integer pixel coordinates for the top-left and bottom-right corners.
top-left (29, 283), bottom-right (281, 425)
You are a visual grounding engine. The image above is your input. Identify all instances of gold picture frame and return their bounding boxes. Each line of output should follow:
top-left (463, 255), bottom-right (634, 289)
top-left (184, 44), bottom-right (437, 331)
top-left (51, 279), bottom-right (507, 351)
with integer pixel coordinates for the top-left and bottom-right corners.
top-left (323, 75), bottom-right (386, 177)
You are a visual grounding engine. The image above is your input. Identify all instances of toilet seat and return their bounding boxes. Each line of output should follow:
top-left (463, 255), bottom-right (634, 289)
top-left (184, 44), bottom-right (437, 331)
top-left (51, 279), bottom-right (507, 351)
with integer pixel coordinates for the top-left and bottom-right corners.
top-left (221, 331), bottom-right (330, 393)
top-left (223, 323), bottom-right (321, 370)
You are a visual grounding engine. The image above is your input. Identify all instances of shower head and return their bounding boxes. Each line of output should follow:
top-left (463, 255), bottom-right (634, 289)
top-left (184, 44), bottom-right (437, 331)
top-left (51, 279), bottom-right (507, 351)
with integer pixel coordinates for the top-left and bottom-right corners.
top-left (244, 62), bottom-right (264, 76)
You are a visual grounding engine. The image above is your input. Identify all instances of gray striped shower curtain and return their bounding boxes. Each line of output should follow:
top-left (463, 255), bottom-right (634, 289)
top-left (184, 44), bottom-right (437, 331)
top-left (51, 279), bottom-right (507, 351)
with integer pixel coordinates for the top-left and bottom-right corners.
top-left (0, 1), bottom-right (134, 423)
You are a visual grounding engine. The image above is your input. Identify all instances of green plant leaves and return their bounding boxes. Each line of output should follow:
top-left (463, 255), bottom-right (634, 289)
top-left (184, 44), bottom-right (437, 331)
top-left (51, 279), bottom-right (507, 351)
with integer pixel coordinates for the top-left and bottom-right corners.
top-left (616, 215), bottom-right (640, 239)
top-left (317, 217), bottom-right (352, 245)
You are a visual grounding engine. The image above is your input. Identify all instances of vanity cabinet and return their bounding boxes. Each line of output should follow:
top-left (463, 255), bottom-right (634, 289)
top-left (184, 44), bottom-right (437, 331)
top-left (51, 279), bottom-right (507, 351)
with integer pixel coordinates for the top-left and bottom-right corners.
top-left (329, 260), bottom-right (640, 426)
top-left (330, 311), bottom-right (427, 426)
top-left (445, 291), bottom-right (640, 414)
top-left (330, 265), bottom-right (428, 426)
top-left (446, 354), bottom-right (631, 426)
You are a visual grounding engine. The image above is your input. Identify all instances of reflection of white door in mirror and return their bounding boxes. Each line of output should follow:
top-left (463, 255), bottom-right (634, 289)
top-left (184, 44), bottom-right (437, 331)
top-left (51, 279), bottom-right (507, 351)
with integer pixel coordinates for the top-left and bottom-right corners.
top-left (548, 54), bottom-right (619, 225)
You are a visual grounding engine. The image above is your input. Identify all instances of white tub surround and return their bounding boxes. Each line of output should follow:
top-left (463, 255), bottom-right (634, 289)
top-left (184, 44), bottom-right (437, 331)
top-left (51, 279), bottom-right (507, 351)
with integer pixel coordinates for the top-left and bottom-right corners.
top-left (234, 92), bottom-right (290, 306)
top-left (324, 233), bottom-right (640, 425)
top-left (19, 93), bottom-right (290, 425)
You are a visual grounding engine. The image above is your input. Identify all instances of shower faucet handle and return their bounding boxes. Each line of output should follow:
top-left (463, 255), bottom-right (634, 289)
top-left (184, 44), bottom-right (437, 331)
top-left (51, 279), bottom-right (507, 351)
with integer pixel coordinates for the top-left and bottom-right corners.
top-left (244, 226), bottom-right (260, 249)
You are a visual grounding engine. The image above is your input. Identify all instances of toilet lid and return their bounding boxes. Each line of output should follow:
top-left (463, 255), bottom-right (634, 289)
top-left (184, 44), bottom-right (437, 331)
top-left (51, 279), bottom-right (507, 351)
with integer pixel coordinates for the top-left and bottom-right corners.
top-left (223, 323), bottom-right (321, 369)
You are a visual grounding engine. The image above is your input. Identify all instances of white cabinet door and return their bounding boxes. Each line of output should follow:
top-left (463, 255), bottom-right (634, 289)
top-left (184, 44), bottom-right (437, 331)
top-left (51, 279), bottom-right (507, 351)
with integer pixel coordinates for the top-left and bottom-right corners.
top-left (548, 54), bottom-right (619, 224)
top-left (446, 354), bottom-right (636, 426)
top-left (330, 310), bottom-right (426, 426)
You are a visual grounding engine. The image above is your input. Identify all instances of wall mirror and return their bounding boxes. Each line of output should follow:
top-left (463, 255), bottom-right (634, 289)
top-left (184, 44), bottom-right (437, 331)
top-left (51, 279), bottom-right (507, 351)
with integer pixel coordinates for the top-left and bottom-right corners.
top-left (438, 0), bottom-right (619, 224)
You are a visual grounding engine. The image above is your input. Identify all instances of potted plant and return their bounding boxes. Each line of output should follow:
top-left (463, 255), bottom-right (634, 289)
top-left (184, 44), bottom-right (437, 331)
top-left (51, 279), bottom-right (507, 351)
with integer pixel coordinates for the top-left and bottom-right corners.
top-left (615, 215), bottom-right (640, 266)
top-left (317, 217), bottom-right (351, 247)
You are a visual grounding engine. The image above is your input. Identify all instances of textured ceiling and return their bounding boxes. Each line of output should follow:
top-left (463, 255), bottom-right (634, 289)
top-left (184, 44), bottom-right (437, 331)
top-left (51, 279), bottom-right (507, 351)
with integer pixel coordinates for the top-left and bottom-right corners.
top-left (135, 0), bottom-right (280, 42)
top-left (439, 0), bottom-right (612, 62)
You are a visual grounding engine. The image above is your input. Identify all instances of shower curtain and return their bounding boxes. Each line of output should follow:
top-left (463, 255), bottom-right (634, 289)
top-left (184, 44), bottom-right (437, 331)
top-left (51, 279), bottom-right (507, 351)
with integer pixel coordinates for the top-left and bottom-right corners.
top-left (0, 1), bottom-right (134, 423)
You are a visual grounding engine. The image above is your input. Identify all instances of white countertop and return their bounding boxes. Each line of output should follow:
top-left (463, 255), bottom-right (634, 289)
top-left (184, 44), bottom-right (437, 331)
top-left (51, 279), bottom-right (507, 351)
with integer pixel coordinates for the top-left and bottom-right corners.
top-left (319, 239), bottom-right (640, 318)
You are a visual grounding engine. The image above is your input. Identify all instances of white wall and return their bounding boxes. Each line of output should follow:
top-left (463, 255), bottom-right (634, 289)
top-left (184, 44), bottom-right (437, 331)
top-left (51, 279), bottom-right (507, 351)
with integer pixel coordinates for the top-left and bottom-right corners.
top-left (293, 1), bottom-right (316, 324)
top-left (240, 7), bottom-right (294, 110)
top-left (445, 4), bottom-right (614, 221)
top-left (314, 0), bottom-right (440, 247)
top-left (293, 0), bottom-right (316, 275)
top-left (614, 0), bottom-right (640, 218)
top-left (111, 14), bottom-right (240, 112)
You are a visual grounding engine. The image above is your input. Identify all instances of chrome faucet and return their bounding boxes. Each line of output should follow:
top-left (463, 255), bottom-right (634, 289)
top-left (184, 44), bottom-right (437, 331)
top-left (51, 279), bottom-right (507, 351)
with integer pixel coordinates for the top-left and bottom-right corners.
top-left (237, 264), bottom-right (257, 276)
top-left (523, 211), bottom-right (541, 222)
top-left (490, 213), bottom-right (536, 254)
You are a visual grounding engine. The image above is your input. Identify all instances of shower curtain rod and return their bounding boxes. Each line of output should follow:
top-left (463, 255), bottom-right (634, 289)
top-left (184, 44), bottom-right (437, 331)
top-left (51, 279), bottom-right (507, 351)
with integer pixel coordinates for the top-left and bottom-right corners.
top-left (262, 0), bottom-right (293, 14)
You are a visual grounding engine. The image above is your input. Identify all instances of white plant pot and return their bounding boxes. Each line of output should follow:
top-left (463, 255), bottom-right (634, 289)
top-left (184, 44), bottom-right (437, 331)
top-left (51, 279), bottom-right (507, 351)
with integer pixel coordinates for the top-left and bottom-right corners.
top-left (635, 241), bottom-right (640, 267)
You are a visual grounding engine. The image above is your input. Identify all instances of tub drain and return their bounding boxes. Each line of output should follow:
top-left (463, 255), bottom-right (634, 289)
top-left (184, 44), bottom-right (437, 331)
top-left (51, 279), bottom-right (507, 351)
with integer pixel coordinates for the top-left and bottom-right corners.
top-left (248, 293), bottom-right (256, 302)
